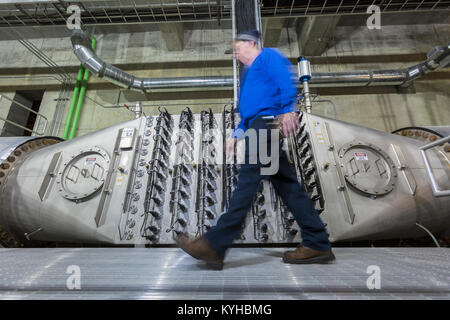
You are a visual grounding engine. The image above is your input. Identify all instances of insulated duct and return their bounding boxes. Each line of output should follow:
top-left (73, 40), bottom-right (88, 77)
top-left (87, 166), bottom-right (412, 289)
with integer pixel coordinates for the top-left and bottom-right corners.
top-left (71, 29), bottom-right (232, 93)
top-left (311, 42), bottom-right (450, 87)
top-left (71, 29), bottom-right (450, 91)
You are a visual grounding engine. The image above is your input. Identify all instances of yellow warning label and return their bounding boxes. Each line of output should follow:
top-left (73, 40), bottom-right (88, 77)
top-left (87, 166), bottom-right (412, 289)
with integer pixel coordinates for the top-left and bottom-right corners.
top-left (115, 174), bottom-right (125, 186)
top-left (313, 121), bottom-right (325, 144)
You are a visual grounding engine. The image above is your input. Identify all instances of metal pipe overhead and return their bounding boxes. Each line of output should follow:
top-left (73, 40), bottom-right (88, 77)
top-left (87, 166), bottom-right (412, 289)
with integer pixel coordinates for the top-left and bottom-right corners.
top-left (71, 29), bottom-right (232, 92)
top-left (310, 70), bottom-right (409, 87)
top-left (71, 29), bottom-right (450, 91)
top-left (309, 42), bottom-right (450, 87)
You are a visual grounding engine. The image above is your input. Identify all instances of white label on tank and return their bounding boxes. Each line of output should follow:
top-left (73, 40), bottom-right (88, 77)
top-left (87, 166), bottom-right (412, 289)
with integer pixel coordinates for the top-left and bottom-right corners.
top-left (85, 157), bottom-right (96, 165)
top-left (355, 152), bottom-right (368, 161)
top-left (123, 128), bottom-right (134, 137)
top-left (119, 128), bottom-right (136, 149)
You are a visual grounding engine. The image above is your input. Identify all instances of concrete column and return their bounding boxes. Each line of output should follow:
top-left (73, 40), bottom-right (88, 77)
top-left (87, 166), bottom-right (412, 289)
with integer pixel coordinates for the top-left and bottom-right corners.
top-left (296, 16), bottom-right (341, 56)
top-left (160, 22), bottom-right (184, 51)
top-left (262, 18), bottom-right (285, 47)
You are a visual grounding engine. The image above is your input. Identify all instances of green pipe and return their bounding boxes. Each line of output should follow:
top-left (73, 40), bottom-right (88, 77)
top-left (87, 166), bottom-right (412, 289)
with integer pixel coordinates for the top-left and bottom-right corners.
top-left (62, 66), bottom-right (84, 140)
top-left (68, 36), bottom-right (97, 140)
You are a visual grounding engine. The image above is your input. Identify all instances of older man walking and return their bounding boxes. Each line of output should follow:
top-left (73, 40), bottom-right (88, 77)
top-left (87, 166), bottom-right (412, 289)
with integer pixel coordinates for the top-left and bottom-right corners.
top-left (178, 30), bottom-right (335, 270)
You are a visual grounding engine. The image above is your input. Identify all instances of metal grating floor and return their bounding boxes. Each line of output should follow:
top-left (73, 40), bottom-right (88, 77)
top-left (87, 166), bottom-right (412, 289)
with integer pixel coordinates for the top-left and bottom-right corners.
top-left (0, 247), bottom-right (449, 300)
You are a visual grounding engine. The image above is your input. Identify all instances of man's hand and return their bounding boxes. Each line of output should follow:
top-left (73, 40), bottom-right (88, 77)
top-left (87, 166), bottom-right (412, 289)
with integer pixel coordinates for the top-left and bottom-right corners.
top-left (225, 138), bottom-right (237, 156)
top-left (278, 112), bottom-right (300, 137)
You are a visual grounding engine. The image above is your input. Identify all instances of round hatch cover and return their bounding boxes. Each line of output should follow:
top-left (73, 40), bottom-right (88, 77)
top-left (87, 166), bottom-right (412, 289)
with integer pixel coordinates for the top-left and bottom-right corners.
top-left (58, 147), bottom-right (110, 201)
top-left (338, 141), bottom-right (397, 196)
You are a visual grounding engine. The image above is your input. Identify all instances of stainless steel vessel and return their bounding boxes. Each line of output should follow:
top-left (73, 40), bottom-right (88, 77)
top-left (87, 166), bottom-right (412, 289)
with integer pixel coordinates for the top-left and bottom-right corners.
top-left (1, 108), bottom-right (448, 247)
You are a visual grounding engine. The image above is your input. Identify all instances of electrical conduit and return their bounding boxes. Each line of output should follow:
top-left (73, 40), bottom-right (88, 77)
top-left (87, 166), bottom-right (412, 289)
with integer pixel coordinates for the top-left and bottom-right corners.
top-left (62, 66), bottom-right (84, 140)
top-left (68, 36), bottom-right (96, 140)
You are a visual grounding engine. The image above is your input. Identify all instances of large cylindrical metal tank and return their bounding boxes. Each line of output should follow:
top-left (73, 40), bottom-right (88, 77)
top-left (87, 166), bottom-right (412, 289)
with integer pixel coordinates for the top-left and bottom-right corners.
top-left (0, 111), bottom-right (449, 247)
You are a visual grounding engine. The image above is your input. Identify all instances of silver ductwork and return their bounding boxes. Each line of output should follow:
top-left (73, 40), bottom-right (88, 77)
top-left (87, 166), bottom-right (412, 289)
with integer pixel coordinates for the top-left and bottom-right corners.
top-left (71, 29), bottom-right (449, 91)
top-left (71, 29), bottom-right (232, 93)
top-left (310, 43), bottom-right (450, 87)
top-left (310, 70), bottom-right (407, 87)
top-left (309, 42), bottom-right (450, 87)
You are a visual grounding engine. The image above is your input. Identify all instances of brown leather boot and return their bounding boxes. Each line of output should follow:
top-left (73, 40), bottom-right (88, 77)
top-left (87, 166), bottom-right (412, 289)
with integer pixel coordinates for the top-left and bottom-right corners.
top-left (177, 235), bottom-right (224, 270)
top-left (283, 244), bottom-right (336, 264)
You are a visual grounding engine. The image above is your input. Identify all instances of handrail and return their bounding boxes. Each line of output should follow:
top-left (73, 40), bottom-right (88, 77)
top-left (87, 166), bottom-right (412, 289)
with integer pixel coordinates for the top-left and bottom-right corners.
top-left (419, 135), bottom-right (450, 197)
top-left (0, 93), bottom-right (48, 136)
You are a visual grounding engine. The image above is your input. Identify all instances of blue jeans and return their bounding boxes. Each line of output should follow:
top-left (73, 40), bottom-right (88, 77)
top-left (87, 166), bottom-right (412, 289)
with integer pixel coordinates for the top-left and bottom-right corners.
top-left (205, 116), bottom-right (331, 258)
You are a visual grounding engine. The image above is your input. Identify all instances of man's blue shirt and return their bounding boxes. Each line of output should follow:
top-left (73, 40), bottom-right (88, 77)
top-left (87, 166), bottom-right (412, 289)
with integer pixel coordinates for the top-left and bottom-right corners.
top-left (232, 47), bottom-right (299, 139)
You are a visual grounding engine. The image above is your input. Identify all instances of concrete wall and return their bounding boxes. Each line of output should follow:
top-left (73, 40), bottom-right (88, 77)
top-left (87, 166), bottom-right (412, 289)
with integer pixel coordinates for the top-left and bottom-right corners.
top-left (0, 18), bottom-right (448, 139)
top-left (307, 23), bottom-right (450, 132)
top-left (312, 85), bottom-right (450, 132)
top-left (0, 25), bottom-right (233, 69)
top-left (37, 88), bottom-right (232, 138)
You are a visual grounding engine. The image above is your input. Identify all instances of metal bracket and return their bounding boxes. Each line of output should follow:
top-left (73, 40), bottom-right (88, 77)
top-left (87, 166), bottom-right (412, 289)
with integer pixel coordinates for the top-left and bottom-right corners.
top-left (122, 135), bottom-right (141, 213)
top-left (38, 152), bottom-right (61, 201)
top-left (419, 134), bottom-right (450, 197)
top-left (95, 130), bottom-right (122, 227)
top-left (24, 227), bottom-right (43, 240)
top-left (324, 122), bottom-right (355, 224)
top-left (391, 144), bottom-right (417, 195)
